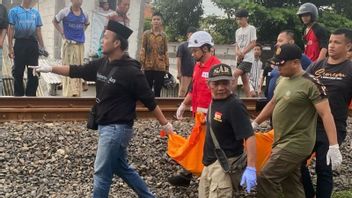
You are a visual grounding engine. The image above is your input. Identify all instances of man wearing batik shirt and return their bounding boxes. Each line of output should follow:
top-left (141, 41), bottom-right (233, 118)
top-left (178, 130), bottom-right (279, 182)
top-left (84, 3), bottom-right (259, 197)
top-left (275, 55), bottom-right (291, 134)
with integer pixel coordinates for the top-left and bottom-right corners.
top-left (140, 12), bottom-right (169, 97)
top-left (301, 28), bottom-right (352, 198)
top-left (53, 0), bottom-right (90, 97)
top-left (297, 2), bottom-right (329, 62)
top-left (8, 0), bottom-right (46, 96)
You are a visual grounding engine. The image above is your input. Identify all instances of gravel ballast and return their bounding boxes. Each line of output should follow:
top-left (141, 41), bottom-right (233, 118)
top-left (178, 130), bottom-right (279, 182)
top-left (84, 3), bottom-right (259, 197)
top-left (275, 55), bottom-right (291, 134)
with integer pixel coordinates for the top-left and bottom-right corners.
top-left (1, 118), bottom-right (351, 197)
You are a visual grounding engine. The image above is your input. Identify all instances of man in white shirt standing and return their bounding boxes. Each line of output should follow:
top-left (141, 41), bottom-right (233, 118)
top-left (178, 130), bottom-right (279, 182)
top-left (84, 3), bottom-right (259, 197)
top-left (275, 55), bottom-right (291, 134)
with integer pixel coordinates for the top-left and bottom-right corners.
top-left (233, 9), bottom-right (257, 97)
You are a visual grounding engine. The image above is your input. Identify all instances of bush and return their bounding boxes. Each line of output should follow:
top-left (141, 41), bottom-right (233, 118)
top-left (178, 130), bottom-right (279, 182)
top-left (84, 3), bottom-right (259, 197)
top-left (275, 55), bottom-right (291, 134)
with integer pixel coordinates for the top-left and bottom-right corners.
top-left (200, 16), bottom-right (237, 45)
top-left (144, 18), bottom-right (151, 31)
top-left (201, 1), bottom-right (352, 46)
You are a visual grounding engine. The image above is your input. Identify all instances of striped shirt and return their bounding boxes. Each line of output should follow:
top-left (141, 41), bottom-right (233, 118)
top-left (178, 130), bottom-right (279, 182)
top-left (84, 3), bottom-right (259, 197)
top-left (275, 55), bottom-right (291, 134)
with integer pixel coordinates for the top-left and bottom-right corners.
top-left (249, 58), bottom-right (263, 92)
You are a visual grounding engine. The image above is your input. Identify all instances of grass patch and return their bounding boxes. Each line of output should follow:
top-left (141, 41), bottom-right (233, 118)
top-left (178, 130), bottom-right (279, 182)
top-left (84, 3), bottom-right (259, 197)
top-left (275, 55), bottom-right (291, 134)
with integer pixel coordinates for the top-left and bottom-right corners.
top-left (333, 190), bottom-right (352, 198)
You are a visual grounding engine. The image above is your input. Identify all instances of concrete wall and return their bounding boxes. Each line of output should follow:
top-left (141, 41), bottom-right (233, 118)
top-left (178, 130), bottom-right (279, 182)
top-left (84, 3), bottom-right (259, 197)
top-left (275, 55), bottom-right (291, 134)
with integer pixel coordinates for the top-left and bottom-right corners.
top-left (35, 0), bottom-right (59, 58)
top-left (128, 0), bottom-right (145, 59)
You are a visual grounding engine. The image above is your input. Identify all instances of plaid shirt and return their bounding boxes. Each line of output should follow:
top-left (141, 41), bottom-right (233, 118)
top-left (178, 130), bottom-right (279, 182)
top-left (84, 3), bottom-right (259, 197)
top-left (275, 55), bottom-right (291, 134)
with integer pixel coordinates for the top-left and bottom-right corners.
top-left (139, 30), bottom-right (169, 71)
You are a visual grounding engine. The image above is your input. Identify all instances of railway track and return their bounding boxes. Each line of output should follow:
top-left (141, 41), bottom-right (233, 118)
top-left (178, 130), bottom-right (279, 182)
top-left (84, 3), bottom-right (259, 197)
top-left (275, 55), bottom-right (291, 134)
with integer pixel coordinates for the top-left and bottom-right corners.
top-left (0, 97), bottom-right (262, 122)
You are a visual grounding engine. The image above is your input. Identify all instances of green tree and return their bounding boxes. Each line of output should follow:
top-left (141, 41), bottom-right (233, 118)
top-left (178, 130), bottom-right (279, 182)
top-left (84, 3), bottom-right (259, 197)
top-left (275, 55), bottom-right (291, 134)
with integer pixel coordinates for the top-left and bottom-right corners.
top-left (212, 0), bottom-right (352, 19)
top-left (207, 0), bottom-right (352, 46)
top-left (154, 0), bottom-right (203, 41)
top-left (200, 16), bottom-right (237, 44)
top-left (144, 18), bottom-right (152, 31)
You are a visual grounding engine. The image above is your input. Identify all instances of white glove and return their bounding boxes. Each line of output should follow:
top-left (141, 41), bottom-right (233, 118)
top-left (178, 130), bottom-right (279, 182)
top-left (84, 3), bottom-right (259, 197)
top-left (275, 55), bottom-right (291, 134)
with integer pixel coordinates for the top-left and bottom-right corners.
top-left (28, 65), bottom-right (53, 73)
top-left (161, 122), bottom-right (173, 134)
top-left (326, 144), bottom-right (342, 170)
top-left (251, 121), bottom-right (259, 131)
top-left (176, 103), bottom-right (187, 120)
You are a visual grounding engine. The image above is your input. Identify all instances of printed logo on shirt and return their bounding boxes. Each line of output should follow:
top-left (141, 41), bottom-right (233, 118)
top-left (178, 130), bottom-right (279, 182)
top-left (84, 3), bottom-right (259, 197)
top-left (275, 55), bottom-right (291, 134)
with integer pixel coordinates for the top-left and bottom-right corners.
top-left (202, 72), bottom-right (209, 78)
top-left (97, 73), bottom-right (107, 82)
top-left (68, 23), bottom-right (85, 30)
top-left (108, 77), bottom-right (116, 84)
top-left (284, 90), bottom-right (291, 100)
top-left (238, 34), bottom-right (249, 48)
top-left (213, 112), bottom-right (223, 122)
top-left (314, 68), bottom-right (346, 80)
top-left (97, 73), bottom-right (117, 84)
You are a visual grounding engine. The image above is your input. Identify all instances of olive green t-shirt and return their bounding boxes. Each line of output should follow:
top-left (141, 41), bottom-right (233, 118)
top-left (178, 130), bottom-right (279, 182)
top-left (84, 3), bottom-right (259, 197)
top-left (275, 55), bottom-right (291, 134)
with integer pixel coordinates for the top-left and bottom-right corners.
top-left (272, 72), bottom-right (327, 156)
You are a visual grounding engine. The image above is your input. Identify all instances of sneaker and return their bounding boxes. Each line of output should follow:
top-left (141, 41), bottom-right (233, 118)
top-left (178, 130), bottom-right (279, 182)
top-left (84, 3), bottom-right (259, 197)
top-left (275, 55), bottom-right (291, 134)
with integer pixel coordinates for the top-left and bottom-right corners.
top-left (167, 173), bottom-right (192, 187)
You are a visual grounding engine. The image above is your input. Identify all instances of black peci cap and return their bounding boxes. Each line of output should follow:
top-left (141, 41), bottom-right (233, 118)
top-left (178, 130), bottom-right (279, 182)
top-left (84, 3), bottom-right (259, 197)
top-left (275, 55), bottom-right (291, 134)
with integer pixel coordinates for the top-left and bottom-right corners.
top-left (107, 20), bottom-right (133, 40)
top-left (268, 44), bottom-right (302, 66)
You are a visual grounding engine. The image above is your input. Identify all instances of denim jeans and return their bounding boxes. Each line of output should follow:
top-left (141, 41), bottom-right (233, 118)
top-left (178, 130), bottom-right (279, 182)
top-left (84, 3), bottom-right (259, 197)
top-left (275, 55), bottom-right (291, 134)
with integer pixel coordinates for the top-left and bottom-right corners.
top-left (93, 124), bottom-right (155, 198)
top-left (0, 48), bottom-right (3, 96)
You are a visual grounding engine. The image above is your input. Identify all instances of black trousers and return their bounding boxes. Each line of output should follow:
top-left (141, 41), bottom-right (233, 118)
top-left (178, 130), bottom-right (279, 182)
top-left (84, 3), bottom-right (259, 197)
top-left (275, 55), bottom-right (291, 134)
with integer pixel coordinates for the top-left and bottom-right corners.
top-left (12, 39), bottom-right (39, 96)
top-left (301, 133), bottom-right (346, 198)
top-left (144, 70), bottom-right (165, 97)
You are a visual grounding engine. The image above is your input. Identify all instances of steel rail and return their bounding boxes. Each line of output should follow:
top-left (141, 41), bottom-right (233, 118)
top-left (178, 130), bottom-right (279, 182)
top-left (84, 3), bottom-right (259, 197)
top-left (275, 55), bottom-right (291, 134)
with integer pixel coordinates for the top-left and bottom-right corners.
top-left (0, 97), bottom-right (261, 122)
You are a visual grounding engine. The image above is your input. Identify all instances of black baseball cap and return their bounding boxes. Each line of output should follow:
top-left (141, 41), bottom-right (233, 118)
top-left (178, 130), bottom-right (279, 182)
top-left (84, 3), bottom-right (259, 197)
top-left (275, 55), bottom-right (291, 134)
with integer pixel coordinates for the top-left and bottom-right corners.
top-left (235, 9), bottom-right (249, 17)
top-left (268, 44), bottom-right (302, 66)
top-left (208, 64), bottom-right (233, 81)
top-left (107, 20), bottom-right (133, 40)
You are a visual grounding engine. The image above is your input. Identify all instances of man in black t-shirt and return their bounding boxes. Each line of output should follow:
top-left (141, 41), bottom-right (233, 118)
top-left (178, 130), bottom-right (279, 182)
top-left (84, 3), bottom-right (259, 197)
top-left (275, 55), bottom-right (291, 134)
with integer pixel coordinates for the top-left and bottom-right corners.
top-left (198, 63), bottom-right (256, 197)
top-left (176, 27), bottom-right (197, 97)
top-left (302, 28), bottom-right (352, 198)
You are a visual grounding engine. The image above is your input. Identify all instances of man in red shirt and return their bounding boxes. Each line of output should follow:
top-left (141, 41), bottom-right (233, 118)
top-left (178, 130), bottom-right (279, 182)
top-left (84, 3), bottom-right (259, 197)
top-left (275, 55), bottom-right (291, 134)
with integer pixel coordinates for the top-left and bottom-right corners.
top-left (168, 31), bottom-right (221, 186)
top-left (297, 2), bottom-right (329, 62)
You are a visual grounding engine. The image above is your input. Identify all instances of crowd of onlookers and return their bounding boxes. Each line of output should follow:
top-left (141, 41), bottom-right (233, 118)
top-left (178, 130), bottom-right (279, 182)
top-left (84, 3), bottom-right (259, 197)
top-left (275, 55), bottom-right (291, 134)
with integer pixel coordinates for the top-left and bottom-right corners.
top-left (0, 0), bottom-right (131, 97)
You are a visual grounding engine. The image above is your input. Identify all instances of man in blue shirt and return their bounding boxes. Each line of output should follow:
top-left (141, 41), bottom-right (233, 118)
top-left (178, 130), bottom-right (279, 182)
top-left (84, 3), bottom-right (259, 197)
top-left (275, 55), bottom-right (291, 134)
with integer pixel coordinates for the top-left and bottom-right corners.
top-left (53, 0), bottom-right (90, 97)
top-left (267, 30), bottom-right (312, 100)
top-left (8, 0), bottom-right (46, 96)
